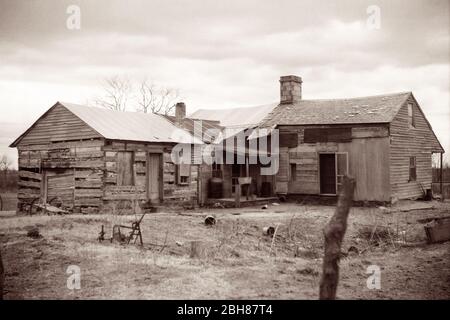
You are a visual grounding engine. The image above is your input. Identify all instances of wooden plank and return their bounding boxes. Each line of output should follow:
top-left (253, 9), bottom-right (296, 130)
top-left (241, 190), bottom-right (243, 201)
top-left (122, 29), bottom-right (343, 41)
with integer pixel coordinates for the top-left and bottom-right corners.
top-left (117, 152), bottom-right (134, 186)
top-left (75, 189), bottom-right (103, 198)
top-left (18, 180), bottom-right (41, 188)
top-left (75, 180), bottom-right (103, 188)
top-left (18, 170), bottom-right (42, 181)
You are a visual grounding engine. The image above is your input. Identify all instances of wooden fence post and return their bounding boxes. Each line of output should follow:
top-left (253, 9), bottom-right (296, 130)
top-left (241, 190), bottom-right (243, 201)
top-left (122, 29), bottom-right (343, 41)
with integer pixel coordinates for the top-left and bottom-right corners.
top-left (319, 176), bottom-right (355, 300)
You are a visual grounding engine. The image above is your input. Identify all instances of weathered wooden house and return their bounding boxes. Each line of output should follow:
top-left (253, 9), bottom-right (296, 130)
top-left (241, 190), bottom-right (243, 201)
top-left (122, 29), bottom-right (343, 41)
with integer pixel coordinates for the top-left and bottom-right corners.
top-left (193, 75), bottom-right (445, 203)
top-left (11, 75), bottom-right (445, 212)
top-left (10, 102), bottom-right (204, 214)
top-left (191, 103), bottom-right (278, 200)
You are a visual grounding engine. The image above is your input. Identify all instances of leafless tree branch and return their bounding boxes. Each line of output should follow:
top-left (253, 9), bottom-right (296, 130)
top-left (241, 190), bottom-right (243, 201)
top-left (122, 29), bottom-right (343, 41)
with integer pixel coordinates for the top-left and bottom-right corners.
top-left (136, 78), bottom-right (180, 115)
top-left (94, 76), bottom-right (132, 111)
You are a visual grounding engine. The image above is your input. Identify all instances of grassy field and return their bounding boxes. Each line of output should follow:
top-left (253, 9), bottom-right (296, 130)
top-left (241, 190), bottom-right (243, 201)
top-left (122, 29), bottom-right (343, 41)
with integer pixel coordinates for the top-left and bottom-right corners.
top-left (1, 201), bottom-right (449, 299)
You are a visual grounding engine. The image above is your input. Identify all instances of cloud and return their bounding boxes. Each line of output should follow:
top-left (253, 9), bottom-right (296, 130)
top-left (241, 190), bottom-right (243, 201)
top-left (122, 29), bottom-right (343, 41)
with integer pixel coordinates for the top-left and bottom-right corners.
top-left (0, 0), bottom-right (448, 167)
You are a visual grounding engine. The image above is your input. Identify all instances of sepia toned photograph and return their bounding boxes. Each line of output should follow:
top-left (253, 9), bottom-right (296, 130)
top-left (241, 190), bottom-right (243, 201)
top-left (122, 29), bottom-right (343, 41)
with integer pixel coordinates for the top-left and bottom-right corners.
top-left (0, 0), bottom-right (449, 306)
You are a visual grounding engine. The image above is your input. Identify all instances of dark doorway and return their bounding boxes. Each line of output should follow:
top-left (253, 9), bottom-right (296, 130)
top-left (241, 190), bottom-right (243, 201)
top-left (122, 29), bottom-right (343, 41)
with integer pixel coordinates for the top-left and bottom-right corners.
top-left (320, 154), bottom-right (336, 194)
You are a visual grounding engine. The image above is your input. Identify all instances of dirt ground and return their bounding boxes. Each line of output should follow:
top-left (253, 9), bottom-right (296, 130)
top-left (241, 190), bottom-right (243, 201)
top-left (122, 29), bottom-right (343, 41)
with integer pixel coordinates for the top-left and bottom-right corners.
top-left (1, 200), bottom-right (449, 300)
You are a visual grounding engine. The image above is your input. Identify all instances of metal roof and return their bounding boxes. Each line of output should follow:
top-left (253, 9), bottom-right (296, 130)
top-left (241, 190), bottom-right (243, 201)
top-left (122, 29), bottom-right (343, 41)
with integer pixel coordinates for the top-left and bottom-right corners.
top-left (259, 92), bottom-right (412, 127)
top-left (61, 102), bottom-right (203, 144)
top-left (10, 102), bottom-right (203, 147)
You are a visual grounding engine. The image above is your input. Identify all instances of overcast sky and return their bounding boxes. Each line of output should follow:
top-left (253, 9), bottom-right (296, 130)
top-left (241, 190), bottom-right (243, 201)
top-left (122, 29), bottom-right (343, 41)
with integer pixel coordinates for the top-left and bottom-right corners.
top-left (0, 0), bottom-right (449, 167)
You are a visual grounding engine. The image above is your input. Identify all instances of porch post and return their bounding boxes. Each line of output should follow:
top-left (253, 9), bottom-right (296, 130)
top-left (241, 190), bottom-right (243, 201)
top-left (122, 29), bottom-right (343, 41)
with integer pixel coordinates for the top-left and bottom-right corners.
top-left (440, 152), bottom-right (443, 199)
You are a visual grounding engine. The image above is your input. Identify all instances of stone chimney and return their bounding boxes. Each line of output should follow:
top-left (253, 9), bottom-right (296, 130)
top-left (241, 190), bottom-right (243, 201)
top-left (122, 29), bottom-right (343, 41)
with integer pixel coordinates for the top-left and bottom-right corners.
top-left (175, 102), bottom-right (186, 124)
top-left (280, 75), bottom-right (302, 104)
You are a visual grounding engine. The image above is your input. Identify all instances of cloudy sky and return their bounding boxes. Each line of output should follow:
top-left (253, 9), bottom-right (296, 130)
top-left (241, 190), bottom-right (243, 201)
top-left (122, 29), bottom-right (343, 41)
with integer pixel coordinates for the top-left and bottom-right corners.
top-left (0, 0), bottom-right (449, 167)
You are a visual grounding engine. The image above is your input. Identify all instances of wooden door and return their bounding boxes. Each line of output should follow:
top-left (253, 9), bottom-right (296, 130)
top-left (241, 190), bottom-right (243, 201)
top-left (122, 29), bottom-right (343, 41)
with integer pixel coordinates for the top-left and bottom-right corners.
top-left (117, 152), bottom-right (134, 186)
top-left (147, 153), bottom-right (161, 202)
top-left (320, 154), bottom-right (336, 195)
top-left (336, 152), bottom-right (348, 194)
top-left (46, 171), bottom-right (75, 210)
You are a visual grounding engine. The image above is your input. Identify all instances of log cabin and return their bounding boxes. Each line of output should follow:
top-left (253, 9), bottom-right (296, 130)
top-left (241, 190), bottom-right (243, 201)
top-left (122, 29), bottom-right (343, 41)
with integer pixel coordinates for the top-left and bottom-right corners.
top-left (10, 102), bottom-right (206, 214)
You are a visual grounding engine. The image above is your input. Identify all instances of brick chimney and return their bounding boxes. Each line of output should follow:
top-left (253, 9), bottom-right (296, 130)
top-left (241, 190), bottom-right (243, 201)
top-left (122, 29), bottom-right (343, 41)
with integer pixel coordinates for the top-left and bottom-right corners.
top-left (175, 102), bottom-right (186, 124)
top-left (280, 75), bottom-right (302, 104)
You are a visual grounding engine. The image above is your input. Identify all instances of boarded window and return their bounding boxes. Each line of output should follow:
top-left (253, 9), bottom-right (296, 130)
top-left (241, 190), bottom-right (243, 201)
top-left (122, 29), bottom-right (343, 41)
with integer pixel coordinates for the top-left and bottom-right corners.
top-left (279, 133), bottom-right (298, 148)
top-left (177, 164), bottom-right (190, 185)
top-left (409, 156), bottom-right (416, 181)
top-left (290, 163), bottom-right (297, 181)
top-left (304, 128), bottom-right (352, 143)
top-left (117, 152), bottom-right (135, 186)
top-left (407, 103), bottom-right (415, 128)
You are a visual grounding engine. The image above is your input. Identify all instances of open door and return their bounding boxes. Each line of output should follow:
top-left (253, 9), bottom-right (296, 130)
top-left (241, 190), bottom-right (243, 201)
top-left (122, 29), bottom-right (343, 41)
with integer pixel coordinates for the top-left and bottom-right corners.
top-left (320, 154), bottom-right (336, 194)
top-left (319, 152), bottom-right (349, 195)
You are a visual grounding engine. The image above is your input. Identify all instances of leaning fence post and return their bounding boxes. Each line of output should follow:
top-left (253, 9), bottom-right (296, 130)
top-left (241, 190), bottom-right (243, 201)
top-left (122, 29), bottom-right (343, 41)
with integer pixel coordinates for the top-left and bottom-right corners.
top-left (319, 176), bottom-right (355, 300)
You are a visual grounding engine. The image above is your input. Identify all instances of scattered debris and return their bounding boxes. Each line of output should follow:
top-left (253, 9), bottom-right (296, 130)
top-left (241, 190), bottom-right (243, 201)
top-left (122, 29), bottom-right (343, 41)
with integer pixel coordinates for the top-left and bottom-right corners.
top-left (261, 204), bottom-right (268, 210)
top-left (27, 227), bottom-right (42, 239)
top-left (272, 203), bottom-right (280, 206)
top-left (111, 226), bottom-right (127, 243)
top-left (97, 225), bottom-right (105, 242)
top-left (296, 267), bottom-right (319, 276)
top-left (424, 217), bottom-right (450, 244)
top-left (204, 215), bottom-right (216, 226)
top-left (294, 246), bottom-right (319, 259)
top-left (347, 246), bottom-right (359, 255)
top-left (110, 213), bottom-right (146, 245)
top-left (176, 241), bottom-right (183, 246)
top-left (356, 225), bottom-right (396, 246)
top-left (262, 226), bottom-right (275, 236)
top-left (213, 202), bottom-right (225, 209)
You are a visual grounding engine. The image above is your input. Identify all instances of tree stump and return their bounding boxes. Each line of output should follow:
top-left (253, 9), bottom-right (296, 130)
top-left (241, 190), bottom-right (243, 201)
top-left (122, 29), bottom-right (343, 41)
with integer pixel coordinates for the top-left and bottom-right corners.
top-left (319, 176), bottom-right (355, 300)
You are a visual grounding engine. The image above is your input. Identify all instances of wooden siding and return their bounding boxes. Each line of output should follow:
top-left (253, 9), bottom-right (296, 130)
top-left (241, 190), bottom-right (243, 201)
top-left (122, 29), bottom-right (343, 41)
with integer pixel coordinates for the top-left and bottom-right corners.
top-left (339, 137), bottom-right (390, 201)
top-left (277, 124), bottom-right (391, 201)
top-left (103, 141), bottom-right (199, 212)
top-left (16, 104), bottom-right (101, 146)
top-left (389, 96), bottom-right (443, 200)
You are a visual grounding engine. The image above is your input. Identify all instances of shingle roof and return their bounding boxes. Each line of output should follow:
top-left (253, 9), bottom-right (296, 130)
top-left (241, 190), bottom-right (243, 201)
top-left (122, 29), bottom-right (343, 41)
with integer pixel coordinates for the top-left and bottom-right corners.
top-left (259, 92), bottom-right (412, 127)
top-left (190, 103), bottom-right (278, 128)
top-left (162, 115), bottom-right (223, 143)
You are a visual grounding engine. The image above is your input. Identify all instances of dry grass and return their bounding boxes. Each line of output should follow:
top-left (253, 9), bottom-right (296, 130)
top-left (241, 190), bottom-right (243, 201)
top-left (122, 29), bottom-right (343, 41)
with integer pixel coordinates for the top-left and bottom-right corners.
top-left (0, 192), bottom-right (17, 211)
top-left (1, 202), bottom-right (450, 299)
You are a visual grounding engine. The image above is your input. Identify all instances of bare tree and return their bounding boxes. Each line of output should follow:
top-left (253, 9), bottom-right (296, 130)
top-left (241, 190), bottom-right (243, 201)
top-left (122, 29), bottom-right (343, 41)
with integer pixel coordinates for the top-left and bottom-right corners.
top-left (94, 76), bottom-right (132, 111)
top-left (137, 78), bottom-right (180, 115)
top-left (0, 155), bottom-right (11, 172)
